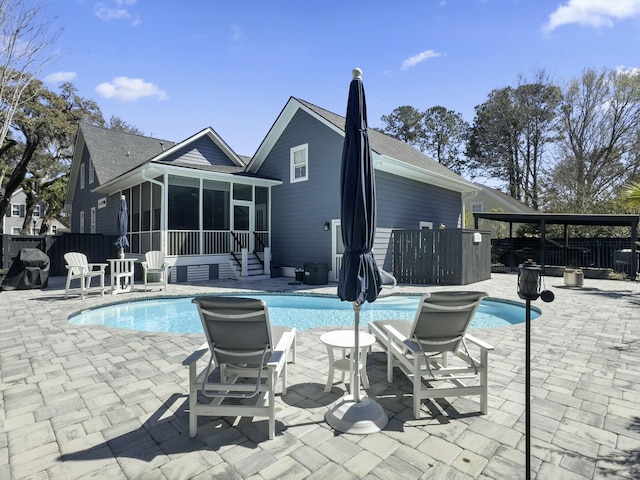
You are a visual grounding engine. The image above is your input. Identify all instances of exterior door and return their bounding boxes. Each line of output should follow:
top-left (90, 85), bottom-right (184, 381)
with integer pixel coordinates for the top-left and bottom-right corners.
top-left (232, 201), bottom-right (254, 251)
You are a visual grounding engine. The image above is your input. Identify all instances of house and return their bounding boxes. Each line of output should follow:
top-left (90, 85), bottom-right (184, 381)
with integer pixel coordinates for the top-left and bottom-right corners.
top-left (66, 97), bottom-right (478, 283)
top-left (464, 183), bottom-right (535, 238)
top-left (65, 124), bottom-right (281, 283)
top-left (3, 188), bottom-right (68, 235)
top-left (247, 97), bottom-right (478, 281)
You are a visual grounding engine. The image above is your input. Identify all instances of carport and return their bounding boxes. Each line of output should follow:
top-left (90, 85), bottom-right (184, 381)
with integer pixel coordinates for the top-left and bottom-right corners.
top-left (472, 212), bottom-right (639, 275)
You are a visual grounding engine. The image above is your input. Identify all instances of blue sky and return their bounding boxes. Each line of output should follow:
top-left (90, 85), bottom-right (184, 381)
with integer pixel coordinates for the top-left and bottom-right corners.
top-left (42, 0), bottom-right (640, 157)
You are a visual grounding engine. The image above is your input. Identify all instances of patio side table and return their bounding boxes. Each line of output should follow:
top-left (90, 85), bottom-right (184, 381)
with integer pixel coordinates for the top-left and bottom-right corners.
top-left (108, 258), bottom-right (137, 294)
top-left (320, 329), bottom-right (376, 393)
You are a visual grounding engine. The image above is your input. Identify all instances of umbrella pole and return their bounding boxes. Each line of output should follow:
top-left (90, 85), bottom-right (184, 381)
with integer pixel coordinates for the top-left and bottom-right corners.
top-left (353, 302), bottom-right (361, 403)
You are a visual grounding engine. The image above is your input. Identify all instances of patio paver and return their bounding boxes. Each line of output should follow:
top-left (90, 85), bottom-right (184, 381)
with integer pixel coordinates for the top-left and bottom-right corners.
top-left (1, 272), bottom-right (639, 479)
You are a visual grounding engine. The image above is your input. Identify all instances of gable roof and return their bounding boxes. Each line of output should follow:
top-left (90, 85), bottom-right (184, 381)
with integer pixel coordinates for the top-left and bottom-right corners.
top-left (66, 125), bottom-right (271, 205)
top-left (471, 183), bottom-right (536, 213)
top-left (248, 97), bottom-right (477, 193)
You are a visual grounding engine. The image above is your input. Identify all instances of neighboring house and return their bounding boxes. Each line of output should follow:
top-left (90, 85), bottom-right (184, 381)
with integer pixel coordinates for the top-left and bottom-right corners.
top-left (2, 188), bottom-right (68, 235)
top-left (464, 183), bottom-right (535, 238)
top-left (66, 98), bottom-right (478, 283)
top-left (247, 97), bottom-right (478, 281)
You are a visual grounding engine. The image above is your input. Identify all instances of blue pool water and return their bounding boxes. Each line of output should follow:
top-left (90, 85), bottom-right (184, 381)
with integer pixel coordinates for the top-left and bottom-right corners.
top-left (68, 294), bottom-right (540, 333)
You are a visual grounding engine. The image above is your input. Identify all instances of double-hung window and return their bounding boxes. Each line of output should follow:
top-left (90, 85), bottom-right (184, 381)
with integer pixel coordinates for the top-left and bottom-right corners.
top-left (290, 144), bottom-right (308, 183)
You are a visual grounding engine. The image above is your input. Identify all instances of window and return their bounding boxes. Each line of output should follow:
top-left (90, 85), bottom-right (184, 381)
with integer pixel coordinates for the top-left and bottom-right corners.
top-left (79, 211), bottom-right (85, 233)
top-left (11, 204), bottom-right (22, 217)
top-left (33, 205), bottom-right (41, 217)
top-left (80, 163), bottom-right (85, 189)
top-left (290, 144), bottom-right (308, 183)
top-left (471, 202), bottom-right (483, 213)
top-left (203, 180), bottom-right (230, 230)
top-left (89, 160), bottom-right (94, 184)
top-left (419, 221), bottom-right (433, 230)
top-left (90, 207), bottom-right (96, 234)
top-left (168, 176), bottom-right (199, 230)
top-left (51, 225), bottom-right (58, 235)
top-left (11, 227), bottom-right (20, 235)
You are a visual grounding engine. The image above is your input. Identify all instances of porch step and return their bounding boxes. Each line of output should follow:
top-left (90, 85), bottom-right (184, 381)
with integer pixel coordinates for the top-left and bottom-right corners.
top-left (228, 253), bottom-right (266, 279)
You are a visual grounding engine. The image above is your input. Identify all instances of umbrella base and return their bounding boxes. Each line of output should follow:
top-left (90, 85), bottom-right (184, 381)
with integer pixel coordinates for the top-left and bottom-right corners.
top-left (325, 394), bottom-right (388, 434)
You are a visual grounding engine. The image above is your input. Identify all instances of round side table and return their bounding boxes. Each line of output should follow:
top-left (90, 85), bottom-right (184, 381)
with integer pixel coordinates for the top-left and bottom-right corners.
top-left (320, 329), bottom-right (376, 393)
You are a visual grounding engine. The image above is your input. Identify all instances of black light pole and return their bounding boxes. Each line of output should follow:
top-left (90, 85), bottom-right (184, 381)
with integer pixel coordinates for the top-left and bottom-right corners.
top-left (517, 260), bottom-right (541, 480)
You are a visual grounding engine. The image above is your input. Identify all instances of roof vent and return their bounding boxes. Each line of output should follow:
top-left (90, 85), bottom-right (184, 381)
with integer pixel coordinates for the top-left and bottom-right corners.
top-left (160, 142), bottom-right (165, 152)
top-left (126, 151), bottom-right (130, 157)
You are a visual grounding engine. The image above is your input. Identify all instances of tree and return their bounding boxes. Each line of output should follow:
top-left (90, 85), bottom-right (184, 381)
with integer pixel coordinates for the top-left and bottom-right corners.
top-left (380, 106), bottom-right (424, 148)
top-left (467, 73), bottom-right (561, 209)
top-left (1, 80), bottom-right (103, 224)
top-left (0, 0), bottom-right (59, 150)
top-left (108, 115), bottom-right (144, 135)
top-left (421, 106), bottom-right (470, 174)
top-left (547, 68), bottom-right (640, 212)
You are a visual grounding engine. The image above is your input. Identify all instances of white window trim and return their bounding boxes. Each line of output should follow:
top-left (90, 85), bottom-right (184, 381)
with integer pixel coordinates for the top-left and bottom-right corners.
top-left (11, 204), bottom-right (19, 217)
top-left (90, 207), bottom-right (96, 234)
top-left (290, 144), bottom-right (308, 183)
top-left (89, 160), bottom-right (94, 184)
top-left (80, 163), bottom-right (85, 189)
top-left (11, 227), bottom-right (21, 235)
top-left (79, 211), bottom-right (85, 233)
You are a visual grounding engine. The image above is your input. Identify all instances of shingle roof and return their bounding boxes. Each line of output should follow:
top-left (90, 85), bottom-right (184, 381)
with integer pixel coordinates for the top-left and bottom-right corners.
top-left (295, 98), bottom-right (469, 185)
top-left (79, 124), bottom-right (175, 184)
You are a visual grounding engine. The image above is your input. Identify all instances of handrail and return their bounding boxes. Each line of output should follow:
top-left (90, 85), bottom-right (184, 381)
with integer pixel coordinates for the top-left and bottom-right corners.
top-left (379, 268), bottom-right (397, 290)
top-left (230, 231), bottom-right (244, 252)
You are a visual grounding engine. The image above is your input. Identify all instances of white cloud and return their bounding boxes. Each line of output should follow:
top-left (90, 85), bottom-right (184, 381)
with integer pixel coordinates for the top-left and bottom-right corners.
top-left (95, 76), bottom-right (168, 101)
top-left (544, 0), bottom-right (640, 32)
top-left (44, 71), bottom-right (77, 83)
top-left (401, 49), bottom-right (442, 71)
top-left (94, 1), bottom-right (140, 25)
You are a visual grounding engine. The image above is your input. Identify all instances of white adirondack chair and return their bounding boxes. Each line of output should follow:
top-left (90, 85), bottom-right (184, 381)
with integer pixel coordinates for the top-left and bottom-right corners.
top-left (64, 252), bottom-right (107, 299)
top-left (140, 251), bottom-right (169, 291)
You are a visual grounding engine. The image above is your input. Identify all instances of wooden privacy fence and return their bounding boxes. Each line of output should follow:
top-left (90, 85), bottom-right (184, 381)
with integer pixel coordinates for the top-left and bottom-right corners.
top-left (1, 233), bottom-right (120, 277)
top-left (392, 229), bottom-right (491, 285)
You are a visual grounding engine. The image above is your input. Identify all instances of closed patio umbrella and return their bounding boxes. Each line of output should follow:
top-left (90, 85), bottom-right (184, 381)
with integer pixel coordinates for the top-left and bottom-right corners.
top-left (115, 195), bottom-right (129, 258)
top-left (325, 68), bottom-right (388, 434)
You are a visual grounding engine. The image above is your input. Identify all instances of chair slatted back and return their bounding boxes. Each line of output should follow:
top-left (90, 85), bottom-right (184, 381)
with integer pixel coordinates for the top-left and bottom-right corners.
top-left (144, 251), bottom-right (165, 269)
top-left (410, 291), bottom-right (487, 352)
top-left (64, 252), bottom-right (89, 276)
top-left (192, 296), bottom-right (273, 365)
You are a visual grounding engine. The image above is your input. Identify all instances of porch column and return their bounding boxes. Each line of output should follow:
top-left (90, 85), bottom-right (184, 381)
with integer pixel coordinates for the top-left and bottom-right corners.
top-left (264, 247), bottom-right (271, 275)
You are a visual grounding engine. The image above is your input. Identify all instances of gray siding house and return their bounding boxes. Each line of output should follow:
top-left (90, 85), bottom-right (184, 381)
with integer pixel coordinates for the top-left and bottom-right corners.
top-left (65, 124), bottom-right (281, 282)
top-left (247, 98), bottom-right (478, 281)
top-left (66, 97), bottom-right (478, 283)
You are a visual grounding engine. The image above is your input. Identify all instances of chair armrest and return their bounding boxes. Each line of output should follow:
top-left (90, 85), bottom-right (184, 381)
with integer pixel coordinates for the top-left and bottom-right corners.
top-left (267, 328), bottom-right (296, 369)
top-left (65, 264), bottom-right (86, 272)
top-left (141, 262), bottom-right (148, 269)
top-left (88, 263), bottom-right (108, 271)
top-left (465, 334), bottom-right (494, 351)
top-left (182, 342), bottom-right (209, 366)
top-left (383, 324), bottom-right (422, 354)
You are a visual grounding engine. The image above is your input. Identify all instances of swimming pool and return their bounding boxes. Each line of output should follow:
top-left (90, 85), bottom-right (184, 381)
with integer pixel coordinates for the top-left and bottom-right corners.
top-left (68, 293), bottom-right (540, 333)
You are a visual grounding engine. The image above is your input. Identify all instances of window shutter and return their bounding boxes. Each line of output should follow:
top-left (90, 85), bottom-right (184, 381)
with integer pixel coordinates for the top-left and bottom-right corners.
top-left (20, 205), bottom-right (25, 217)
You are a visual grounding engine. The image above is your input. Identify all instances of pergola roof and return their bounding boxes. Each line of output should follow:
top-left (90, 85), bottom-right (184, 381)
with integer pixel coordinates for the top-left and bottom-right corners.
top-left (473, 212), bottom-right (639, 228)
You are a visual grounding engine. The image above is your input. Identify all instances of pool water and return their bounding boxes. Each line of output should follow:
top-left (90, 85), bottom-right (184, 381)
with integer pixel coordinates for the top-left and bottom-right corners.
top-left (69, 294), bottom-right (540, 333)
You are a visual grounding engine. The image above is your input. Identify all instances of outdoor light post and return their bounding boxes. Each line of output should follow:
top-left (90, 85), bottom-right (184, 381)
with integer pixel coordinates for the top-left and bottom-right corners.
top-left (518, 260), bottom-right (541, 480)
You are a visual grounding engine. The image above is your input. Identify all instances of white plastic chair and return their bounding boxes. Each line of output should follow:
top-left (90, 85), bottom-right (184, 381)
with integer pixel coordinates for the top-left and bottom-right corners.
top-left (369, 291), bottom-right (493, 418)
top-left (140, 251), bottom-right (169, 291)
top-left (64, 252), bottom-right (107, 299)
top-left (183, 296), bottom-right (296, 439)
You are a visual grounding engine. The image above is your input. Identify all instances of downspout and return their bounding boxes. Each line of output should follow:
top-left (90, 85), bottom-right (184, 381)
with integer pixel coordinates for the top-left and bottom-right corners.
top-left (141, 170), bottom-right (166, 254)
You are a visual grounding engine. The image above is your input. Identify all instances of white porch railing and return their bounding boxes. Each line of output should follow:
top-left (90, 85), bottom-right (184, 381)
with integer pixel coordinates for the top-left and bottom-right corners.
top-left (166, 230), bottom-right (267, 256)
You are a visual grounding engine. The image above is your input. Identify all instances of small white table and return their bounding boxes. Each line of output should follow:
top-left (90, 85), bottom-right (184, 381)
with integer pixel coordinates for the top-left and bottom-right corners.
top-left (108, 258), bottom-right (137, 294)
top-left (320, 329), bottom-right (376, 393)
